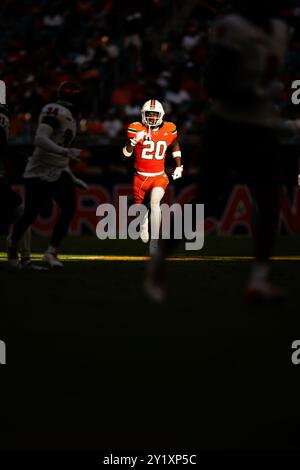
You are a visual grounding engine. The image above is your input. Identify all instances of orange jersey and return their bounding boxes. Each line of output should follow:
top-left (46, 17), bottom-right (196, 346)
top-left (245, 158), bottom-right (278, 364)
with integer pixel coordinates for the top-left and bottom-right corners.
top-left (127, 121), bottom-right (177, 174)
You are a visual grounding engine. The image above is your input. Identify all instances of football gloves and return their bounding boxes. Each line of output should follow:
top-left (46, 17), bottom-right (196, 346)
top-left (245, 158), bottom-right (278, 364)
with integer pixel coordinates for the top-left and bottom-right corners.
top-left (130, 130), bottom-right (146, 147)
top-left (172, 165), bottom-right (183, 180)
top-left (65, 148), bottom-right (82, 161)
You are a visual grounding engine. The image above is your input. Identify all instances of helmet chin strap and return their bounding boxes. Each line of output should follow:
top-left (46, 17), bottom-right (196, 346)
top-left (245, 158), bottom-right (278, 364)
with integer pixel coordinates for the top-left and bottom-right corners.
top-left (146, 126), bottom-right (151, 140)
top-left (146, 121), bottom-right (159, 139)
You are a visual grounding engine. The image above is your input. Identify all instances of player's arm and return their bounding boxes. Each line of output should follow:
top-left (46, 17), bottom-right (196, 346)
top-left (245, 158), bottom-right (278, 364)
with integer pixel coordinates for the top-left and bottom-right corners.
top-left (170, 138), bottom-right (181, 167)
top-left (34, 117), bottom-right (81, 161)
top-left (122, 140), bottom-right (135, 158)
top-left (65, 168), bottom-right (88, 190)
top-left (122, 129), bottom-right (146, 158)
top-left (170, 138), bottom-right (183, 180)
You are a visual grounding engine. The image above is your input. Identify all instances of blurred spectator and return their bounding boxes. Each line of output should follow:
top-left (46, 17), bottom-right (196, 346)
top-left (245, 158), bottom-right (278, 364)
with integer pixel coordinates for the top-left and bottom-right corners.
top-left (0, 0), bottom-right (299, 145)
top-left (182, 25), bottom-right (202, 51)
top-left (102, 109), bottom-right (123, 138)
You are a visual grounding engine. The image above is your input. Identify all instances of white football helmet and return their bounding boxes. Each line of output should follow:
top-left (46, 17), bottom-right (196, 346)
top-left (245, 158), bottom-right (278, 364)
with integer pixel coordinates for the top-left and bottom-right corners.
top-left (141, 99), bottom-right (165, 127)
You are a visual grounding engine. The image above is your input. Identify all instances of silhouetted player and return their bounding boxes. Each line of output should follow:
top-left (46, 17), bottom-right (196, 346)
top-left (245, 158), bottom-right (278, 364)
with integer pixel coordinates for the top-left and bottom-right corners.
top-left (145, 0), bottom-right (300, 302)
top-left (7, 82), bottom-right (87, 268)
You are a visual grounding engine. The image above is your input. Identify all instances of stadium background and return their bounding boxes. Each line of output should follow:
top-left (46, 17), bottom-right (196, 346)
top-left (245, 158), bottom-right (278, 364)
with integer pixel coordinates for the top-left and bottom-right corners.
top-left (2, 0), bottom-right (300, 237)
top-left (1, 0), bottom-right (300, 455)
top-left (0, 0), bottom-right (298, 231)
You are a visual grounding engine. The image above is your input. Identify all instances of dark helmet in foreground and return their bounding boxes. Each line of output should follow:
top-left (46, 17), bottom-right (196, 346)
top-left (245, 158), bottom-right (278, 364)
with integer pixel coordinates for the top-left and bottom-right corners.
top-left (57, 82), bottom-right (83, 114)
top-left (232, 0), bottom-right (286, 26)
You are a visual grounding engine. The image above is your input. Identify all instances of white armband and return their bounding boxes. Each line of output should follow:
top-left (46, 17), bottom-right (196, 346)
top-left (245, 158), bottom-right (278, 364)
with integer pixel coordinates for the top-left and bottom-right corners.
top-left (172, 151), bottom-right (181, 158)
top-left (123, 146), bottom-right (133, 157)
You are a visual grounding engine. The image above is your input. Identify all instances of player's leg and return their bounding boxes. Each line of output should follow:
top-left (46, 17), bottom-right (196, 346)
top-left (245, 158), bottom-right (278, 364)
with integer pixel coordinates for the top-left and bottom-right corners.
top-left (7, 178), bottom-right (46, 267)
top-left (242, 128), bottom-right (283, 301)
top-left (246, 182), bottom-right (281, 300)
top-left (0, 178), bottom-right (20, 267)
top-left (8, 179), bottom-right (46, 244)
top-left (203, 119), bottom-right (283, 301)
top-left (9, 204), bottom-right (45, 270)
top-left (0, 177), bottom-right (22, 231)
top-left (43, 172), bottom-right (76, 267)
top-left (8, 204), bottom-right (45, 271)
top-left (19, 227), bottom-right (31, 265)
top-left (149, 174), bottom-right (169, 254)
top-left (149, 186), bottom-right (165, 255)
top-left (144, 118), bottom-right (229, 302)
top-left (133, 173), bottom-right (150, 242)
top-left (11, 204), bottom-right (31, 264)
top-left (144, 175), bottom-right (169, 301)
top-left (140, 207), bottom-right (149, 243)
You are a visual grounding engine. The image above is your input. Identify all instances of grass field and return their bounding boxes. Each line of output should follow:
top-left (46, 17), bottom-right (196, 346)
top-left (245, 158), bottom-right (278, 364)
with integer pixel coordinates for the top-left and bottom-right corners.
top-left (1, 235), bottom-right (300, 450)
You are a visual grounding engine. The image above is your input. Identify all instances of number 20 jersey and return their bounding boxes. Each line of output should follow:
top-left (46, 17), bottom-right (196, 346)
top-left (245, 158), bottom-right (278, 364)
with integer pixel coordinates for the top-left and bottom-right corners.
top-left (24, 103), bottom-right (77, 182)
top-left (127, 121), bottom-right (177, 174)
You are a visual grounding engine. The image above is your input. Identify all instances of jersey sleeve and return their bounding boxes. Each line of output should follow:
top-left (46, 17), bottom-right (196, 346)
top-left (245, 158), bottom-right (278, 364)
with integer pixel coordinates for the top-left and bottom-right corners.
top-left (170, 122), bottom-right (178, 143)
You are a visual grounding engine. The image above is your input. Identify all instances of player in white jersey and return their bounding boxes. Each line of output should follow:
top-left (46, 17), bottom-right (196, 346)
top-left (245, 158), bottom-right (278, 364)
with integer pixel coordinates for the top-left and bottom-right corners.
top-left (7, 82), bottom-right (87, 268)
top-left (0, 104), bottom-right (34, 268)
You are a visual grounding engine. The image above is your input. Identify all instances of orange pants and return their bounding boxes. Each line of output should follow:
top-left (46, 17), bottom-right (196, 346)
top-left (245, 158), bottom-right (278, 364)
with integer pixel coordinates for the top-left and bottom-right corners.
top-left (133, 173), bottom-right (169, 204)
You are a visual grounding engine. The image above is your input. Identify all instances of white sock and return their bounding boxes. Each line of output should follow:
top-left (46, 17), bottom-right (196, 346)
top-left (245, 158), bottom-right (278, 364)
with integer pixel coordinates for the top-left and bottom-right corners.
top-left (150, 187), bottom-right (165, 240)
top-left (141, 210), bottom-right (149, 233)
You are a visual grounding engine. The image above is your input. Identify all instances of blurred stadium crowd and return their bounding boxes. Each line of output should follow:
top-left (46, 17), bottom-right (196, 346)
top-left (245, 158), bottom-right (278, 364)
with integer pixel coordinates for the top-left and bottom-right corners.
top-left (1, 0), bottom-right (300, 143)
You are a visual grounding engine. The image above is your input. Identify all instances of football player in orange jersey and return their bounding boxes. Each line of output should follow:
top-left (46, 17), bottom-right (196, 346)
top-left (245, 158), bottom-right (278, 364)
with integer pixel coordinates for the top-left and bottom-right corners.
top-left (123, 99), bottom-right (183, 254)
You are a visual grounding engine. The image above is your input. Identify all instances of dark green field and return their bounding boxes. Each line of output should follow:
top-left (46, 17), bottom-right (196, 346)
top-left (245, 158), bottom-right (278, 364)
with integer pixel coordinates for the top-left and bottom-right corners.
top-left (1, 235), bottom-right (300, 450)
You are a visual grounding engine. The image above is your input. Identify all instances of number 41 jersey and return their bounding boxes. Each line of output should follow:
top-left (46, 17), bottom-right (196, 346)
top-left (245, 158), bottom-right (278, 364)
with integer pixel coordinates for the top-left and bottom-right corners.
top-left (25, 103), bottom-right (77, 182)
top-left (127, 121), bottom-right (177, 174)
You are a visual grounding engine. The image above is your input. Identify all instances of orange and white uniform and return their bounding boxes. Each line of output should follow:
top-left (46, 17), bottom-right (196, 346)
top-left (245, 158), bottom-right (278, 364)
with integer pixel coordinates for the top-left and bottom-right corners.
top-left (127, 121), bottom-right (177, 204)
